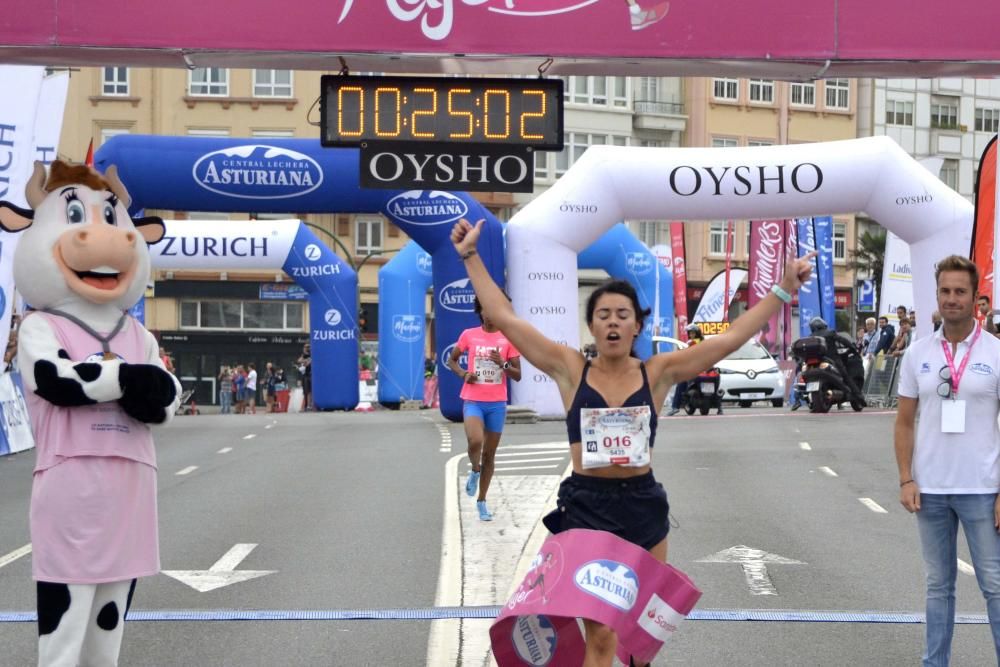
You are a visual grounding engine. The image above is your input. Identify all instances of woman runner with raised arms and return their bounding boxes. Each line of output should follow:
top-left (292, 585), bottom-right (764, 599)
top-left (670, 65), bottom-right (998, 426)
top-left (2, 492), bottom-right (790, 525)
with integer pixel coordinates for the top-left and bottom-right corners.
top-left (451, 218), bottom-right (815, 667)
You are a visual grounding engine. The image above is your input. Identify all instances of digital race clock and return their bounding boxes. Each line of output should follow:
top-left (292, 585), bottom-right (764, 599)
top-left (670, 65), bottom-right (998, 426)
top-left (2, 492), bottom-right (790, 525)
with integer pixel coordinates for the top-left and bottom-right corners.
top-left (320, 75), bottom-right (563, 150)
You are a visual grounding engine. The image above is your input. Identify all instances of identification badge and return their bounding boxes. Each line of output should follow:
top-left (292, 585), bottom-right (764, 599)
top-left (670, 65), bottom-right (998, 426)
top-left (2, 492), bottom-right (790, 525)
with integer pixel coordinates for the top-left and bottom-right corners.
top-left (475, 348), bottom-right (503, 385)
top-left (941, 400), bottom-right (966, 433)
top-left (579, 405), bottom-right (651, 469)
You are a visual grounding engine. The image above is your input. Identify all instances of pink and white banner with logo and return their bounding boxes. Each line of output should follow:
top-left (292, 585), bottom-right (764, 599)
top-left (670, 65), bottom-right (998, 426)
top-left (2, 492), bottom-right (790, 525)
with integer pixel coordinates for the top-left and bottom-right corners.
top-left (670, 222), bottom-right (689, 341)
top-left (491, 529), bottom-right (701, 666)
top-left (782, 220), bottom-right (798, 358)
top-left (748, 220), bottom-right (786, 357)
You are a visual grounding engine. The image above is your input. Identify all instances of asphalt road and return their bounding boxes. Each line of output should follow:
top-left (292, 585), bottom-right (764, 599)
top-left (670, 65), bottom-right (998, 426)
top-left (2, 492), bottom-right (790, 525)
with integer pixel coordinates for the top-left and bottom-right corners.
top-left (0, 406), bottom-right (997, 666)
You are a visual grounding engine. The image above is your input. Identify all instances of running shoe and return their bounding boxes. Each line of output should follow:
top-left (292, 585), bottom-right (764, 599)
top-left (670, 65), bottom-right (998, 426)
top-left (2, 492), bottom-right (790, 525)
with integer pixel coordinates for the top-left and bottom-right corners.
top-left (477, 500), bottom-right (493, 521)
top-left (466, 470), bottom-right (480, 497)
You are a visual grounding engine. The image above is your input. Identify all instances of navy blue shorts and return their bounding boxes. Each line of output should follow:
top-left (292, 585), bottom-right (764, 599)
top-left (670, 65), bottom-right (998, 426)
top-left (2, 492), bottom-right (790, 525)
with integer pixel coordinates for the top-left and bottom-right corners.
top-left (542, 471), bottom-right (669, 551)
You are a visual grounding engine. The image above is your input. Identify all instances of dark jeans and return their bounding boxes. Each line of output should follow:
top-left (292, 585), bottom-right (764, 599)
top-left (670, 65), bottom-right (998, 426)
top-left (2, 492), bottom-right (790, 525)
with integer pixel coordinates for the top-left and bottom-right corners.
top-left (671, 381), bottom-right (688, 409)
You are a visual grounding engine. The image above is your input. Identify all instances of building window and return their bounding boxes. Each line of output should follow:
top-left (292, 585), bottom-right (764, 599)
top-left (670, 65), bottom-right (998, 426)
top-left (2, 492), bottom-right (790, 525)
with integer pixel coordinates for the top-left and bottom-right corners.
top-left (189, 68), bottom-right (229, 96)
top-left (824, 79), bottom-right (850, 110)
top-left (563, 76), bottom-right (628, 107)
top-left (940, 159), bottom-right (959, 190)
top-left (712, 137), bottom-right (738, 148)
top-left (553, 132), bottom-right (625, 176)
top-left (100, 127), bottom-right (130, 146)
top-left (833, 222), bottom-right (847, 261)
top-left (251, 129), bottom-right (295, 138)
top-left (790, 82), bottom-right (815, 107)
top-left (636, 221), bottom-right (669, 247)
top-left (975, 107), bottom-right (1000, 133)
top-left (253, 69), bottom-right (293, 98)
top-left (712, 78), bottom-right (739, 101)
top-left (612, 77), bottom-right (628, 107)
top-left (534, 151), bottom-right (548, 179)
top-left (355, 217), bottom-right (383, 255)
top-left (187, 128), bottom-right (231, 137)
top-left (709, 222), bottom-right (733, 256)
top-left (885, 100), bottom-right (914, 126)
top-left (102, 67), bottom-right (129, 96)
top-left (747, 140), bottom-right (773, 147)
top-left (930, 97), bottom-right (959, 129)
top-left (180, 300), bottom-right (304, 330)
top-left (748, 79), bottom-right (774, 104)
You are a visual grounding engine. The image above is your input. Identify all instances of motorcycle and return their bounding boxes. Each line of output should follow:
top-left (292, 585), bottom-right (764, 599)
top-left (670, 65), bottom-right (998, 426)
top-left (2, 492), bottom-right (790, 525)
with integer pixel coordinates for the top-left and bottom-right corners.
top-left (791, 336), bottom-right (866, 414)
top-left (682, 367), bottom-right (723, 416)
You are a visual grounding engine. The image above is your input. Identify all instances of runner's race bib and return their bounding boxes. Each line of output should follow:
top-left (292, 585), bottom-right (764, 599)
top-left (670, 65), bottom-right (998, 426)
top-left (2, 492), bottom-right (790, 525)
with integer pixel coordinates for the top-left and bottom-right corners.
top-left (476, 347), bottom-right (503, 384)
top-left (580, 406), bottom-right (651, 469)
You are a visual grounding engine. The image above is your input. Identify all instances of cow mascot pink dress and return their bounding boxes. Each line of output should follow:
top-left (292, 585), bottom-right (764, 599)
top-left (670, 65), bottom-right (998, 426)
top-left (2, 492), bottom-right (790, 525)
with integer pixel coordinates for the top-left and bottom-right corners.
top-left (0, 160), bottom-right (181, 667)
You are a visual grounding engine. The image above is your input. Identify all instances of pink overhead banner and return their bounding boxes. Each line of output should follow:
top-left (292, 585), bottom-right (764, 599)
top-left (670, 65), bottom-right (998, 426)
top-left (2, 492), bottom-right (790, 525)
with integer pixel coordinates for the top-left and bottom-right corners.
top-left (5, 0), bottom-right (1000, 76)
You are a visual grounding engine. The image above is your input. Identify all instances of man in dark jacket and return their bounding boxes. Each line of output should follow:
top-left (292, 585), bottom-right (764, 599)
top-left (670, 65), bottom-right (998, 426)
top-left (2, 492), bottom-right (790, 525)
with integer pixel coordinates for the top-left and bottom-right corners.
top-left (871, 316), bottom-right (896, 357)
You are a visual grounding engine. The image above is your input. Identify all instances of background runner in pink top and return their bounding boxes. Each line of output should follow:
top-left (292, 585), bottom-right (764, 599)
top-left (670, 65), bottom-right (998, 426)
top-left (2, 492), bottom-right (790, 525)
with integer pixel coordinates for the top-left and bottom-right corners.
top-left (456, 326), bottom-right (520, 403)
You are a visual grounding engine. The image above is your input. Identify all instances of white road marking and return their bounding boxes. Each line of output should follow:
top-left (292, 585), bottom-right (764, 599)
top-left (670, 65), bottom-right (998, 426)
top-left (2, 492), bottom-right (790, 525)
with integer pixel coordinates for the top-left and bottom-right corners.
top-left (799, 441), bottom-right (811, 450)
top-left (697, 545), bottom-right (805, 596)
top-left (958, 559), bottom-right (976, 576)
top-left (495, 464), bottom-right (560, 472)
top-left (493, 457), bottom-right (565, 465)
top-left (426, 453), bottom-right (465, 666)
top-left (0, 543), bottom-right (31, 569)
top-left (176, 466), bottom-right (198, 476)
top-left (264, 424), bottom-right (275, 430)
top-left (496, 450), bottom-right (565, 458)
top-left (218, 447), bottom-right (233, 454)
top-left (858, 498), bottom-right (888, 513)
top-left (818, 466), bottom-right (838, 477)
top-left (243, 434), bottom-right (257, 440)
top-left (162, 543), bottom-right (277, 593)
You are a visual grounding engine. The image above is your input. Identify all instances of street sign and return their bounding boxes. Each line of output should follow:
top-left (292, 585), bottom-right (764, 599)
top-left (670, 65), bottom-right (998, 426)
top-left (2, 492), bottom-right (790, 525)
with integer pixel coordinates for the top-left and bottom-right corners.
top-left (857, 279), bottom-right (876, 312)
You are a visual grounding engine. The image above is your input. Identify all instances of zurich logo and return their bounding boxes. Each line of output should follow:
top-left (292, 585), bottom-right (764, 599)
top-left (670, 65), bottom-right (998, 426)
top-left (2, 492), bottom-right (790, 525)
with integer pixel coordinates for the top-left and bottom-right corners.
top-left (512, 615), bottom-right (557, 666)
top-left (574, 560), bottom-right (640, 611)
top-left (439, 278), bottom-right (477, 313)
top-left (625, 252), bottom-right (654, 276)
top-left (324, 309), bottom-right (343, 327)
top-left (304, 244), bottom-right (323, 261)
top-left (416, 252), bottom-right (433, 275)
top-left (387, 190), bottom-right (469, 226)
top-left (192, 144), bottom-right (323, 200)
top-left (392, 315), bottom-right (423, 343)
top-left (441, 343), bottom-right (467, 368)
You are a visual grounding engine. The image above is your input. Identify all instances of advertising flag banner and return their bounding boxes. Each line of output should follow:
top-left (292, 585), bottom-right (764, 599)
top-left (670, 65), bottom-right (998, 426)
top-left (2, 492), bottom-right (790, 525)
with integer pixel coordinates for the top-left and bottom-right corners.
top-left (971, 135), bottom-right (997, 303)
top-left (670, 222), bottom-right (689, 340)
top-left (783, 221), bottom-right (797, 357)
top-left (812, 215), bottom-right (837, 326)
top-left (692, 268), bottom-right (747, 324)
top-left (748, 220), bottom-right (785, 356)
top-left (879, 230), bottom-right (914, 323)
top-left (796, 218), bottom-right (821, 338)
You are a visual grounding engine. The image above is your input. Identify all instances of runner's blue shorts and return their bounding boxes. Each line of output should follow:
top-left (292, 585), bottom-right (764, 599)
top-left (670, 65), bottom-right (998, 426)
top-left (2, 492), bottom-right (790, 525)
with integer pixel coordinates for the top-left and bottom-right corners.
top-left (463, 400), bottom-right (507, 433)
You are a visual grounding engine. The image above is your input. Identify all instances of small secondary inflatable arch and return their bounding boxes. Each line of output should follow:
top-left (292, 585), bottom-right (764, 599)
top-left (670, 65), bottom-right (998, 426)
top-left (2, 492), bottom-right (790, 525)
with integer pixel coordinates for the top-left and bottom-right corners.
top-left (507, 136), bottom-right (974, 416)
top-left (377, 241), bottom-right (433, 404)
top-left (148, 219), bottom-right (359, 410)
top-left (94, 135), bottom-right (505, 421)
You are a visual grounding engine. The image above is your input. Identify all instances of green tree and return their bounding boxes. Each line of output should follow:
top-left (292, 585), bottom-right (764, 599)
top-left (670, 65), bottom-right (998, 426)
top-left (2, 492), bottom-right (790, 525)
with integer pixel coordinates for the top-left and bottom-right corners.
top-left (847, 228), bottom-right (887, 314)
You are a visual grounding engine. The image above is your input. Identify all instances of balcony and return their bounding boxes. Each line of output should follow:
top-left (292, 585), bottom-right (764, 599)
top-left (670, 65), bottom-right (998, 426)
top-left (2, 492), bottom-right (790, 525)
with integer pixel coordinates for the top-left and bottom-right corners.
top-left (632, 100), bottom-right (687, 133)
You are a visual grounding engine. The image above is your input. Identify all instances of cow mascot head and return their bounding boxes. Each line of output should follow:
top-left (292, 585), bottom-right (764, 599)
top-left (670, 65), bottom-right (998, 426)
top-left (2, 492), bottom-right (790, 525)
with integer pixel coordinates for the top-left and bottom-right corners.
top-left (0, 160), bottom-right (180, 667)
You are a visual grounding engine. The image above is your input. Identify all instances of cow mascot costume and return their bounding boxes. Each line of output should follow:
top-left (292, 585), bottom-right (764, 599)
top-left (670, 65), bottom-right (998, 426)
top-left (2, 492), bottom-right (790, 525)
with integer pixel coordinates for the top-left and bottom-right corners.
top-left (0, 160), bottom-right (180, 667)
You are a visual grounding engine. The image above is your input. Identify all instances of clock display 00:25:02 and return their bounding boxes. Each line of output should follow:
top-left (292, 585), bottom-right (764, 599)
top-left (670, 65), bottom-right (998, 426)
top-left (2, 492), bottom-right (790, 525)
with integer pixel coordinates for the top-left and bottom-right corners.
top-left (320, 76), bottom-right (563, 149)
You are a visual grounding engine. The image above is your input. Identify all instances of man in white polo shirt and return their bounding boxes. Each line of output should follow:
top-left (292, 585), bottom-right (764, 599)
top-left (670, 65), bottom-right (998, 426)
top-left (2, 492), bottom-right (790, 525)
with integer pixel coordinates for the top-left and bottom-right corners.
top-left (895, 254), bottom-right (1000, 667)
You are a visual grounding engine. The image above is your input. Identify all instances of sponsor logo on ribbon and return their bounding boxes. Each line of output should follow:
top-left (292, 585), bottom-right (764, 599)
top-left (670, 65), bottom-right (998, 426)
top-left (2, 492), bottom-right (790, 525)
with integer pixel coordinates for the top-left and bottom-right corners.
top-left (573, 560), bottom-right (639, 611)
top-left (511, 614), bottom-right (557, 666)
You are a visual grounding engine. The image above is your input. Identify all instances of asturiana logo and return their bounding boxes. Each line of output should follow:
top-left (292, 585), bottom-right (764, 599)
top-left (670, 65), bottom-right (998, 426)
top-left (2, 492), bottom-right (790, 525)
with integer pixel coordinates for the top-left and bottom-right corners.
top-left (574, 560), bottom-right (639, 611)
top-left (192, 145), bottom-right (323, 200)
top-left (438, 278), bottom-right (477, 312)
top-left (512, 615), bottom-right (557, 666)
top-left (598, 413), bottom-right (633, 428)
top-left (392, 315), bottom-right (423, 343)
top-left (387, 190), bottom-right (469, 226)
top-left (441, 343), bottom-right (467, 368)
top-left (625, 252), bottom-right (654, 275)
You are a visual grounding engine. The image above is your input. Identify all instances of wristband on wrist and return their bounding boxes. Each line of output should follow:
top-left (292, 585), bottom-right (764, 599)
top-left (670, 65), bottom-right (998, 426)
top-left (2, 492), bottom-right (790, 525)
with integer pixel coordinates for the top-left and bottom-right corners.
top-left (770, 284), bottom-right (792, 304)
top-left (900, 479), bottom-right (915, 488)
top-left (461, 249), bottom-right (477, 260)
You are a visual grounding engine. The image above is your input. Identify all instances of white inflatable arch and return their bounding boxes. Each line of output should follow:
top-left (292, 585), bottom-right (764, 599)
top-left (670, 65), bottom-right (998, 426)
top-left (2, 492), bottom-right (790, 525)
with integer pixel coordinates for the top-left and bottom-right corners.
top-left (507, 136), bottom-right (974, 417)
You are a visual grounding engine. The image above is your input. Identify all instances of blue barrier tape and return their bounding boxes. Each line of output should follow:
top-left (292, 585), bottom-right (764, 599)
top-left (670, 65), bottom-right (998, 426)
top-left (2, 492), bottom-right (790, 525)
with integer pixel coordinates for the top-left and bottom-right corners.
top-left (0, 608), bottom-right (990, 624)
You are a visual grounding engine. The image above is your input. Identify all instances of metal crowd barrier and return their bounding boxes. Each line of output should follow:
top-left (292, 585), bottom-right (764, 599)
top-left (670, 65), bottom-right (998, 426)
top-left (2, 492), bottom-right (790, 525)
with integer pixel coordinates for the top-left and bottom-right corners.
top-left (862, 355), bottom-right (901, 408)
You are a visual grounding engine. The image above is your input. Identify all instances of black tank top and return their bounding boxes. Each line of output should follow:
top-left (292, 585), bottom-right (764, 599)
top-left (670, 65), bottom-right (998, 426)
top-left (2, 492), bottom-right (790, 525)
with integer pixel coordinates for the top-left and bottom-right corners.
top-left (565, 360), bottom-right (658, 447)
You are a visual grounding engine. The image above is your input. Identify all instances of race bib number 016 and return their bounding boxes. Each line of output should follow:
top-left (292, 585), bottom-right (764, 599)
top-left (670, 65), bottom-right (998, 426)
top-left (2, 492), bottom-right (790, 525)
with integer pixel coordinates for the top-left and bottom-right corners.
top-left (580, 405), bottom-right (651, 469)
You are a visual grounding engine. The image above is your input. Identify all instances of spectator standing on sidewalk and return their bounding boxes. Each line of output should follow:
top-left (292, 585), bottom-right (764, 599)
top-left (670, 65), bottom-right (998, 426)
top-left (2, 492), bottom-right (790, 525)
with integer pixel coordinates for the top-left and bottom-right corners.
top-left (218, 365), bottom-right (233, 414)
top-left (245, 363), bottom-right (258, 415)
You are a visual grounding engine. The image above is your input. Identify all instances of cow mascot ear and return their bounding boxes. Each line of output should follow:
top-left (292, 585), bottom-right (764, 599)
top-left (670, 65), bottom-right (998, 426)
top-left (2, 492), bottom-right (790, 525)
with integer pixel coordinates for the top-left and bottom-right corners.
top-left (14, 158), bottom-right (181, 667)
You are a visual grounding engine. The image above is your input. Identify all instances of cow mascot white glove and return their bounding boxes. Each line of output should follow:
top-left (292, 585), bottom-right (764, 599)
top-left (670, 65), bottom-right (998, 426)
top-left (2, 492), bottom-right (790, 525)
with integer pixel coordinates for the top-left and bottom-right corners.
top-left (0, 160), bottom-right (180, 667)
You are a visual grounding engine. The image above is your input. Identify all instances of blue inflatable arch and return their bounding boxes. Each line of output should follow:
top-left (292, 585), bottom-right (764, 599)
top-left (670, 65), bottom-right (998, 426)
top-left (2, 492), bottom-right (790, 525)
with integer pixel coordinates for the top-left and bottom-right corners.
top-left (95, 135), bottom-right (505, 420)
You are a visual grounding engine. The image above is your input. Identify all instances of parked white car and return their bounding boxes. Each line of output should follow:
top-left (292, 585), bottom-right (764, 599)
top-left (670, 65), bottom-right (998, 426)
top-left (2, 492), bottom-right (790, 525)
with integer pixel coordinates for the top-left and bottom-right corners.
top-left (715, 338), bottom-right (786, 407)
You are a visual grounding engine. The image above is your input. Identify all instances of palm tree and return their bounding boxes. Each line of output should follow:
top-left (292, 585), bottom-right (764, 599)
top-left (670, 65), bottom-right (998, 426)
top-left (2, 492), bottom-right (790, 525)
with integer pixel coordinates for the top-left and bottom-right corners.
top-left (847, 228), bottom-right (887, 313)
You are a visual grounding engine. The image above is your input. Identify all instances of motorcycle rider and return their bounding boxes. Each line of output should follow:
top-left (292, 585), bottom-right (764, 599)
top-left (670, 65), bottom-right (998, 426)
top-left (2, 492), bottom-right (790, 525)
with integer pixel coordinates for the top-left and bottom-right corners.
top-left (667, 324), bottom-right (721, 415)
top-left (807, 316), bottom-right (866, 406)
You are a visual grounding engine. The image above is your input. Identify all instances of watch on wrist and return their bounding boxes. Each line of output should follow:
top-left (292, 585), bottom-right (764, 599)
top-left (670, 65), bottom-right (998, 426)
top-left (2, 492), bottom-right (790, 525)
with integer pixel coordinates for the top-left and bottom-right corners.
top-left (502, 361), bottom-right (512, 370)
